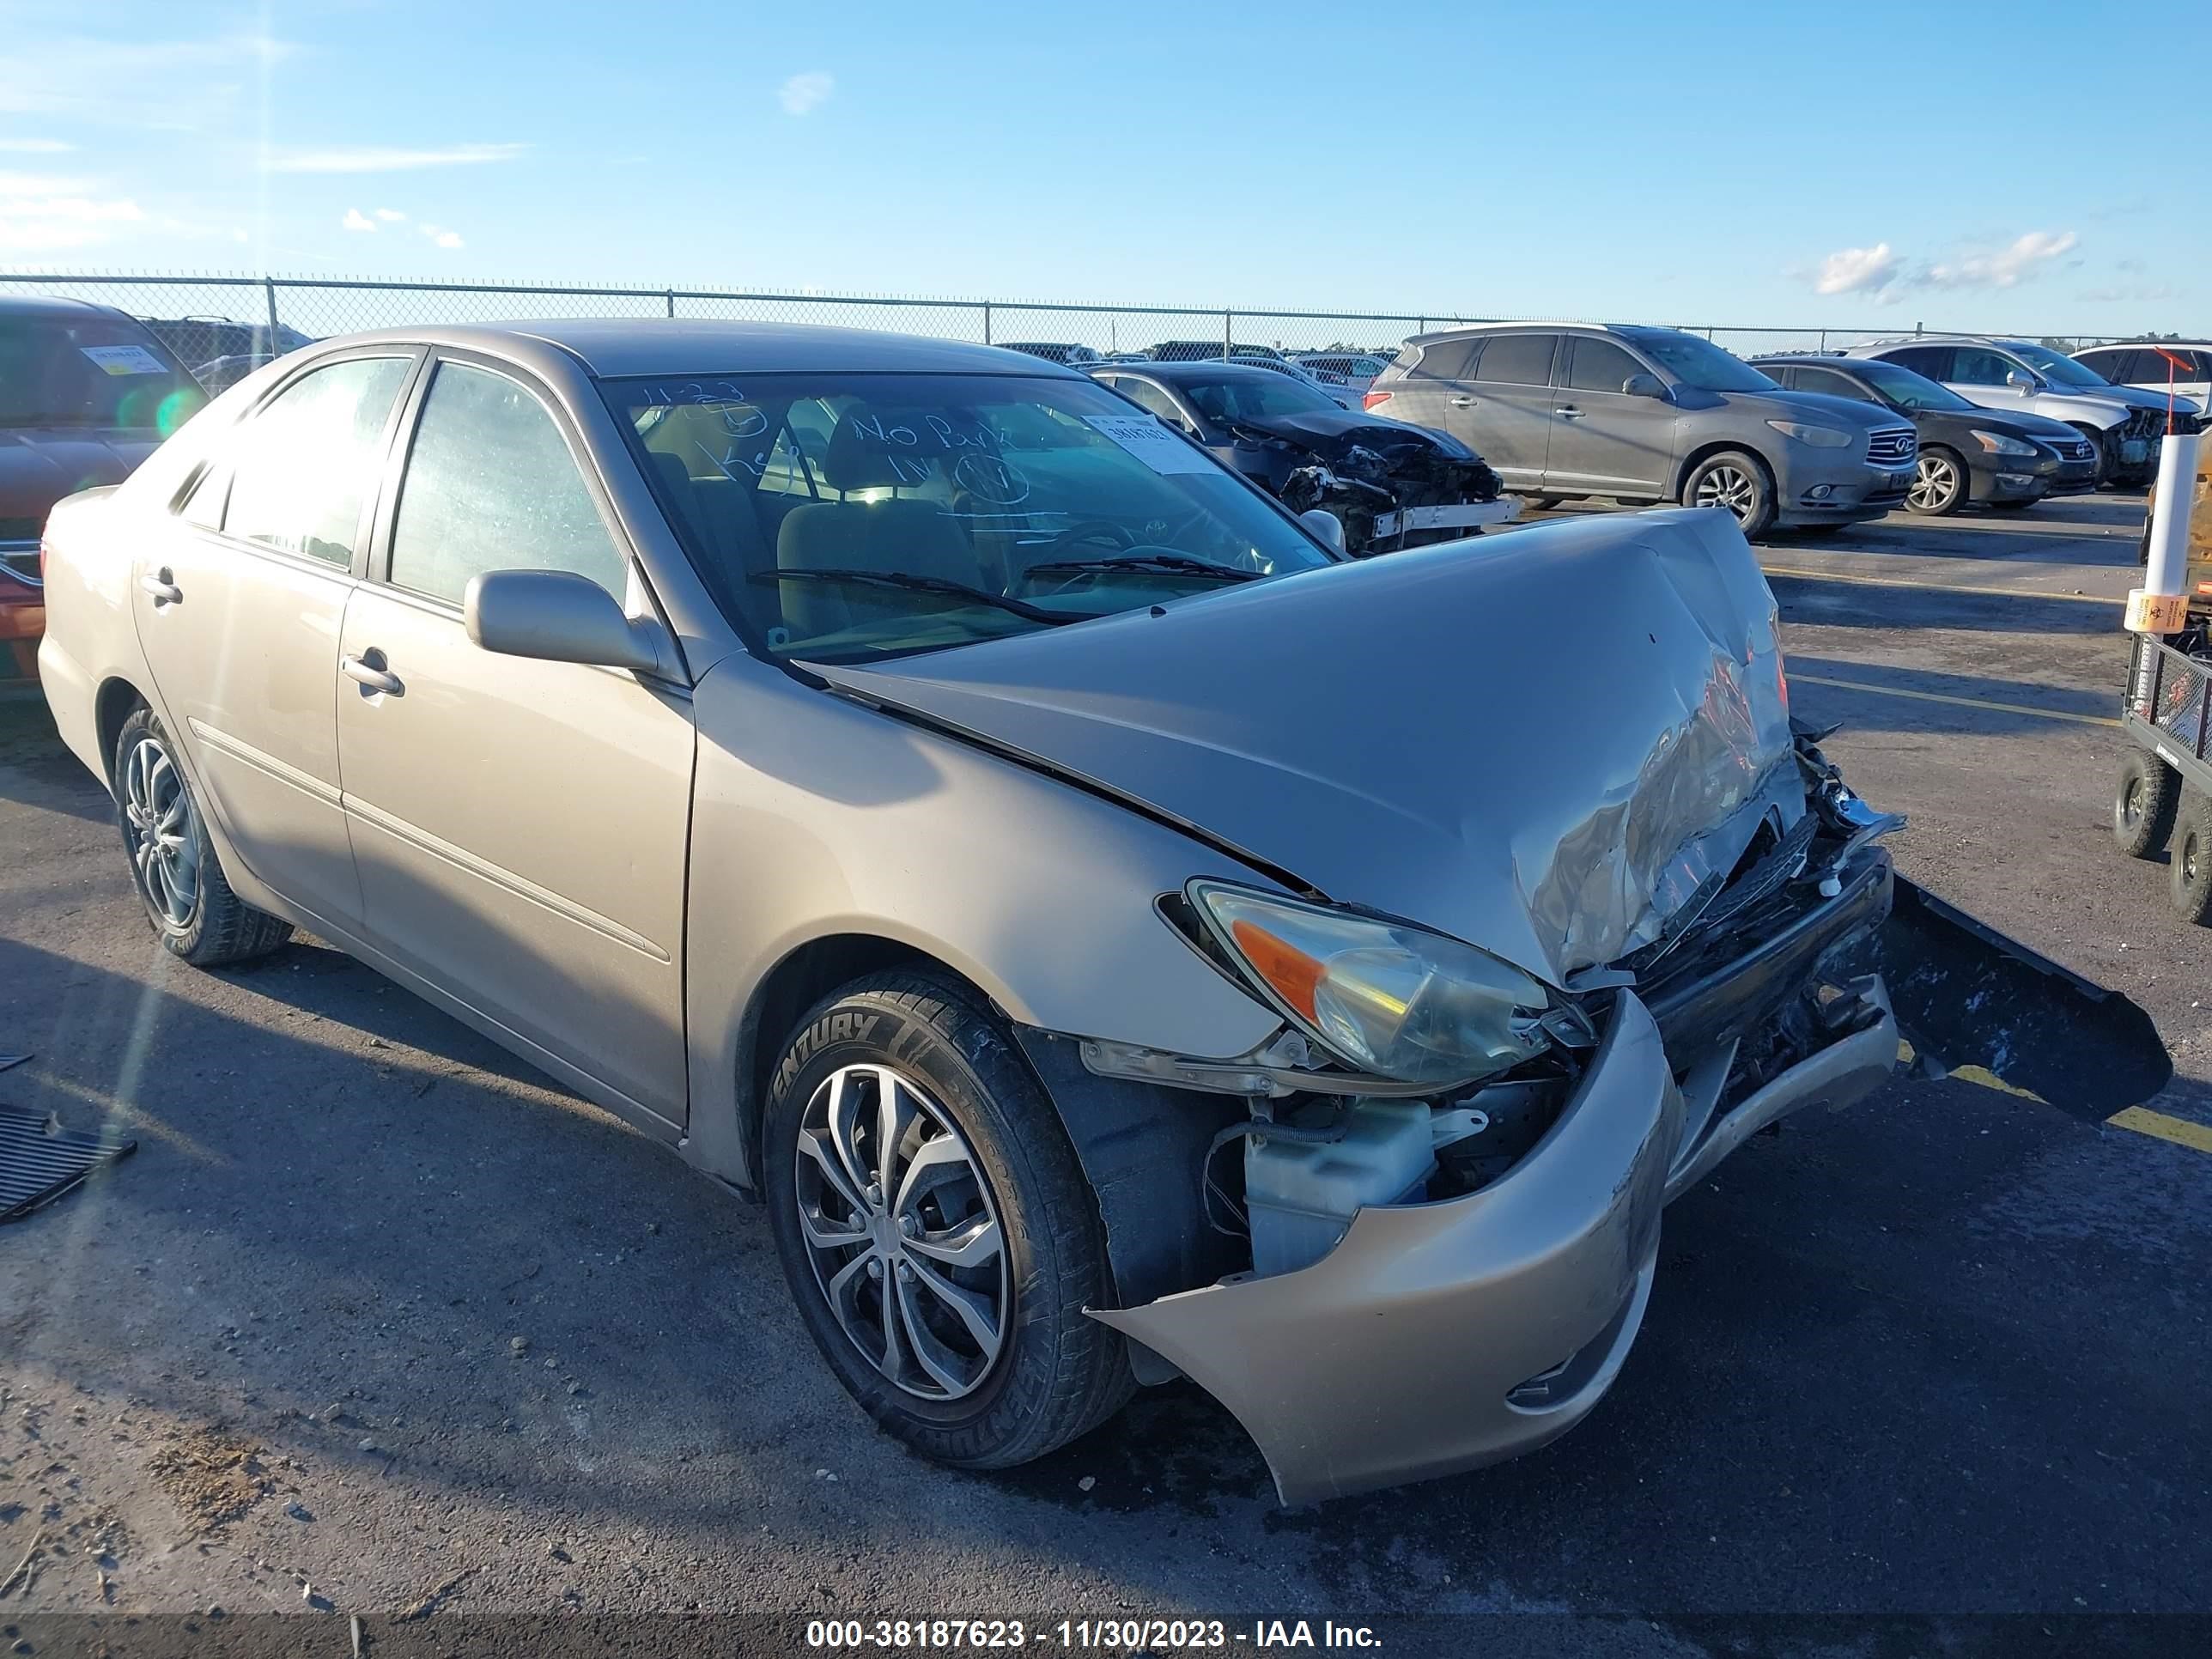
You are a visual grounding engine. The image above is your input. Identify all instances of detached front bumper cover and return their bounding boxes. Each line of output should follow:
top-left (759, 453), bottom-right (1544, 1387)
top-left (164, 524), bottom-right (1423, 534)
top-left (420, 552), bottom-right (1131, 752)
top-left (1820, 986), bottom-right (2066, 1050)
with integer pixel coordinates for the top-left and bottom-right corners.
top-left (1092, 992), bottom-right (1682, 1506)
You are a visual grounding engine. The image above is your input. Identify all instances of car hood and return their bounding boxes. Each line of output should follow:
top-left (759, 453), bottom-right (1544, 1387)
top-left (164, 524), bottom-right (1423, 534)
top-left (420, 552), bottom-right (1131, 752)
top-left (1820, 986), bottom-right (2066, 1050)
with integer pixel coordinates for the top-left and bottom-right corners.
top-left (2073, 380), bottom-right (2201, 417)
top-left (811, 507), bottom-right (1798, 988)
top-left (1925, 407), bottom-right (2081, 446)
top-left (1218, 404), bottom-right (1470, 461)
top-left (1753, 389), bottom-right (1907, 432)
top-left (0, 427), bottom-right (161, 524)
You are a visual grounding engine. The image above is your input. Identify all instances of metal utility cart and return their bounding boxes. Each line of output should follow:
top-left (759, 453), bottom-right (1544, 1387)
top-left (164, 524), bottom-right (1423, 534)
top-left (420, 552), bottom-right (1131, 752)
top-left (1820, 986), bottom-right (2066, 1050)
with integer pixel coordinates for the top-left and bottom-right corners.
top-left (2115, 622), bottom-right (2212, 921)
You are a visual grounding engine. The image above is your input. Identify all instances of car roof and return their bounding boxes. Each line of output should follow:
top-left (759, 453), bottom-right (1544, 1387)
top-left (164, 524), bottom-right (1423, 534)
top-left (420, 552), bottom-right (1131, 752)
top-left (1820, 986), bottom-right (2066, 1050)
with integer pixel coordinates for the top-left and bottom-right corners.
top-left (1091, 359), bottom-right (1291, 381)
top-left (295, 319), bottom-right (1086, 380)
top-left (0, 293), bottom-right (134, 322)
top-left (1406, 320), bottom-right (1644, 345)
top-left (2080, 340), bottom-right (2212, 353)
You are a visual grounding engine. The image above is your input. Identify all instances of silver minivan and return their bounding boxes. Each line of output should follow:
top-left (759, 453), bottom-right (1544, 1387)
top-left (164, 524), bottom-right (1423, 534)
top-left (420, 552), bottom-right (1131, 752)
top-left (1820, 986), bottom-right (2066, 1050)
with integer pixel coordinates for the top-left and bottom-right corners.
top-left (1365, 323), bottom-right (1917, 536)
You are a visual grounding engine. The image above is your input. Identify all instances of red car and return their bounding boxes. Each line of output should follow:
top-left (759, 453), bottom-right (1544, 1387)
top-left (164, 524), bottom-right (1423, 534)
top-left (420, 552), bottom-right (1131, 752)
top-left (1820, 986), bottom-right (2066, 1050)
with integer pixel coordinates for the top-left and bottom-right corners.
top-left (2, 295), bottom-right (208, 683)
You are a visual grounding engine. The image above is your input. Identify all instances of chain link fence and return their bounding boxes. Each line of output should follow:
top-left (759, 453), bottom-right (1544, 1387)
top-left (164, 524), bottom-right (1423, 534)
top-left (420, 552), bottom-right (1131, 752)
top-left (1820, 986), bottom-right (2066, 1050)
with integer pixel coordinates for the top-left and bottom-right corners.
top-left (0, 270), bottom-right (2134, 380)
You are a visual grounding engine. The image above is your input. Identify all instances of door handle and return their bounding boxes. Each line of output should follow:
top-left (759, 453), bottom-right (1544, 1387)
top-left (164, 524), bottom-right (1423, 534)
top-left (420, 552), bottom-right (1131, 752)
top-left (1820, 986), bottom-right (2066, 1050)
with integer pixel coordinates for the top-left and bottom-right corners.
top-left (1449, 395), bottom-right (1477, 408)
top-left (341, 653), bottom-right (404, 697)
top-left (138, 570), bottom-right (182, 606)
top-left (1554, 405), bottom-right (1586, 419)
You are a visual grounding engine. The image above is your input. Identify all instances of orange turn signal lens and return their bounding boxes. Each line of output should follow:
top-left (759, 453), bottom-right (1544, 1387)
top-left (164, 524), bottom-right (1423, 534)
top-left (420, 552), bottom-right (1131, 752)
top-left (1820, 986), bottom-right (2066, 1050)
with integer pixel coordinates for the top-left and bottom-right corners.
top-left (1229, 919), bottom-right (1325, 1023)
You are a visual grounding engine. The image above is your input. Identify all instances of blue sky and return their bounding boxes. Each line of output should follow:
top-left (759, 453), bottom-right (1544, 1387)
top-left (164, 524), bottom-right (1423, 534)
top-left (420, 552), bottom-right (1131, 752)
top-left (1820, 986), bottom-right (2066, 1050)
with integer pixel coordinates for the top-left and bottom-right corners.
top-left (1, 0), bottom-right (2206, 335)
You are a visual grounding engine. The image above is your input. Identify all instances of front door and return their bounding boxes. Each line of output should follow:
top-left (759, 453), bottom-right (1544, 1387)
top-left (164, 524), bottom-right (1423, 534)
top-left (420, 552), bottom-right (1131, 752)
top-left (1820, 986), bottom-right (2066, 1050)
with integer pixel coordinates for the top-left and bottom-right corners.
top-left (1543, 334), bottom-right (1675, 496)
top-left (335, 354), bottom-right (695, 1126)
top-left (131, 351), bottom-right (419, 928)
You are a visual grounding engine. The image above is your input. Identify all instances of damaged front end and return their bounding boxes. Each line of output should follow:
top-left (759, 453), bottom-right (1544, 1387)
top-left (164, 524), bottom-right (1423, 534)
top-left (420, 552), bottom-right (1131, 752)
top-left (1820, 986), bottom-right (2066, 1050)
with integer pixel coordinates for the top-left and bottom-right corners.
top-left (824, 506), bottom-right (2171, 1505)
top-left (1243, 418), bottom-right (1505, 555)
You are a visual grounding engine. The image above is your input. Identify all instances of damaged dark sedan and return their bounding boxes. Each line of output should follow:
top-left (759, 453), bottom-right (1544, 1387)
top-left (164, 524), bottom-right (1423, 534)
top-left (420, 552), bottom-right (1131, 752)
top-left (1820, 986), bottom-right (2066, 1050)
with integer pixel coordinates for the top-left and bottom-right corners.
top-left (40, 321), bottom-right (2167, 1510)
top-left (1090, 358), bottom-right (1510, 552)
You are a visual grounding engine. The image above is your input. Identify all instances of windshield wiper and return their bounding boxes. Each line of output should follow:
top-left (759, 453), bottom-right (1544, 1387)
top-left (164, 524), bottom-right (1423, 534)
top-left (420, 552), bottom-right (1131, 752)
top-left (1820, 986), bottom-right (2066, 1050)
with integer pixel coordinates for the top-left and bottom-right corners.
top-left (1022, 552), bottom-right (1261, 582)
top-left (750, 568), bottom-right (1082, 624)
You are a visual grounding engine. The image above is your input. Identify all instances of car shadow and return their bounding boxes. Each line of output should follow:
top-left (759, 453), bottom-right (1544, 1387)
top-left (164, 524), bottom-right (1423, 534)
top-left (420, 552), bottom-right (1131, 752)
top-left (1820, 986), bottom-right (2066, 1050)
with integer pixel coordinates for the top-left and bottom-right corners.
top-left (1783, 654), bottom-right (2120, 736)
top-left (1766, 572), bottom-right (2122, 637)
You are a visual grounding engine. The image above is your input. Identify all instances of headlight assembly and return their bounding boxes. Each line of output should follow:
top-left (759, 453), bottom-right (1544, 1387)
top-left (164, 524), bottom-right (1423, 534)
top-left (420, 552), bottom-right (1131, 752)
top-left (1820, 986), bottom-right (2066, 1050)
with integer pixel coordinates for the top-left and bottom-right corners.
top-left (1765, 420), bottom-right (1855, 449)
top-left (1971, 428), bottom-right (2040, 458)
top-left (1187, 881), bottom-right (1553, 1086)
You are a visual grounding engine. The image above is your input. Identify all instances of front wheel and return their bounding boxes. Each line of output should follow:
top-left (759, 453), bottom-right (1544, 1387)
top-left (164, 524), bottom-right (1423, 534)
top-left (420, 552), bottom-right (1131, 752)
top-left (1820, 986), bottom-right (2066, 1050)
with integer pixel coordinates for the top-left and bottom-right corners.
top-left (1907, 447), bottom-right (1968, 515)
top-left (1680, 450), bottom-right (1776, 538)
top-left (763, 973), bottom-right (1133, 1469)
top-left (112, 706), bottom-right (294, 966)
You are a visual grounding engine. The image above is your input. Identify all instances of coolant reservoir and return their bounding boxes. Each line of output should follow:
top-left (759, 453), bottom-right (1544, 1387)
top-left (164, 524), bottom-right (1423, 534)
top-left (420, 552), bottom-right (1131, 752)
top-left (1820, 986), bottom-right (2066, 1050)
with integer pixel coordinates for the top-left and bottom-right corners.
top-left (1245, 1102), bottom-right (1437, 1279)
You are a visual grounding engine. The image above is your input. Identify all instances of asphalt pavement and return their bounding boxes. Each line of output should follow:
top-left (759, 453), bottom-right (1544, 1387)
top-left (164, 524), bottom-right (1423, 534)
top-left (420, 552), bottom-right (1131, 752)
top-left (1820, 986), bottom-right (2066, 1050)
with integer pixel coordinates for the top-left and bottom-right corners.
top-left (1, 490), bottom-right (2208, 1658)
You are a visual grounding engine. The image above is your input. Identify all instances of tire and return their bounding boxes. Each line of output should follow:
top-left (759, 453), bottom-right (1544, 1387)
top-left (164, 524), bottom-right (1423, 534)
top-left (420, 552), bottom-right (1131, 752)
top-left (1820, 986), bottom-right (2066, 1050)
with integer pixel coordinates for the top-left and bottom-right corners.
top-left (1906, 447), bottom-right (1969, 516)
top-left (1680, 449), bottom-right (1776, 538)
top-left (112, 706), bottom-right (294, 966)
top-left (2172, 788), bottom-right (2212, 925)
top-left (1524, 496), bottom-right (1561, 513)
top-left (2114, 749), bottom-right (2180, 860)
top-left (763, 972), bottom-right (1133, 1469)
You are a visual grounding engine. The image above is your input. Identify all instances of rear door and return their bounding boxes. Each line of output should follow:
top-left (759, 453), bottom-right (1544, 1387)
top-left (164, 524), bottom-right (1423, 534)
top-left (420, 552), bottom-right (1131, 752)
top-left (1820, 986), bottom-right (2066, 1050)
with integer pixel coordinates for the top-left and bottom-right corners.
top-left (1456, 333), bottom-right (1559, 489)
top-left (334, 351), bottom-right (695, 1127)
top-left (131, 349), bottom-right (420, 928)
top-left (1543, 333), bottom-right (1674, 496)
top-left (1372, 337), bottom-right (1480, 444)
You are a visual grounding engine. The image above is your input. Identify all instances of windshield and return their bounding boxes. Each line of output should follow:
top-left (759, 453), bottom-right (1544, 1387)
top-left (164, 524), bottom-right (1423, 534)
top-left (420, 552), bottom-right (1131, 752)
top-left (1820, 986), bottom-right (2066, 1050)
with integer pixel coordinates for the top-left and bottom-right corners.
top-left (1177, 373), bottom-right (1343, 423)
top-left (605, 371), bottom-right (1337, 665)
top-left (1850, 358), bottom-right (1976, 413)
top-left (1618, 330), bottom-right (1778, 393)
top-left (0, 313), bottom-right (208, 431)
top-left (2005, 342), bottom-right (2109, 388)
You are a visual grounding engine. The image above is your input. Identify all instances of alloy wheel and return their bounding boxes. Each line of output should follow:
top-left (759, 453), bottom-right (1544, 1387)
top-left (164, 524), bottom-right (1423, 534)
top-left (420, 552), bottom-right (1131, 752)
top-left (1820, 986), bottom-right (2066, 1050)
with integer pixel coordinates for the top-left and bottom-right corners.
top-left (121, 736), bottom-right (199, 930)
top-left (1692, 465), bottom-right (1756, 521)
top-left (792, 1063), bottom-right (1008, 1401)
top-left (1911, 454), bottom-right (1960, 512)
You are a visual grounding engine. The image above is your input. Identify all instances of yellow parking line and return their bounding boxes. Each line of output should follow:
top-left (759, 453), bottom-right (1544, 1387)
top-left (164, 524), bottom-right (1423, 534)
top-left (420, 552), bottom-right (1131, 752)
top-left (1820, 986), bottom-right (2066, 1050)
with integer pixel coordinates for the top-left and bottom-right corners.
top-left (1760, 565), bottom-right (2123, 605)
top-left (2106, 1106), bottom-right (2212, 1155)
top-left (1792, 673), bottom-right (2120, 728)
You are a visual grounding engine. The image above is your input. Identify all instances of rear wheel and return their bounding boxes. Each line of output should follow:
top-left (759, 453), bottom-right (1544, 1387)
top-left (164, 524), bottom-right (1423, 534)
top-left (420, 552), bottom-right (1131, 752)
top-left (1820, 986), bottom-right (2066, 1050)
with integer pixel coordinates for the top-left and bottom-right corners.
top-left (763, 973), bottom-right (1133, 1468)
top-left (2171, 787), bottom-right (2212, 924)
top-left (1906, 447), bottom-right (1968, 515)
top-left (112, 707), bottom-right (294, 966)
top-left (1681, 450), bottom-right (1776, 538)
top-left (2114, 750), bottom-right (2180, 860)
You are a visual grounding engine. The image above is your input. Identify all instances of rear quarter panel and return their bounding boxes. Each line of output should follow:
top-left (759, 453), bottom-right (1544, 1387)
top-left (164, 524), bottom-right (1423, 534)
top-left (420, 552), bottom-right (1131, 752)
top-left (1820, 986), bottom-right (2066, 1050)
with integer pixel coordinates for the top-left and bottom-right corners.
top-left (35, 486), bottom-right (148, 793)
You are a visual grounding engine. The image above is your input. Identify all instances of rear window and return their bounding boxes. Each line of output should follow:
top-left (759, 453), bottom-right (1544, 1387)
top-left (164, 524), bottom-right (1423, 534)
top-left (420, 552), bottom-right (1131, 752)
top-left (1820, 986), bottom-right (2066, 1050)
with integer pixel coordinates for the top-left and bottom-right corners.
top-left (1408, 340), bottom-right (1479, 380)
top-left (1473, 334), bottom-right (1558, 387)
top-left (0, 311), bottom-right (207, 433)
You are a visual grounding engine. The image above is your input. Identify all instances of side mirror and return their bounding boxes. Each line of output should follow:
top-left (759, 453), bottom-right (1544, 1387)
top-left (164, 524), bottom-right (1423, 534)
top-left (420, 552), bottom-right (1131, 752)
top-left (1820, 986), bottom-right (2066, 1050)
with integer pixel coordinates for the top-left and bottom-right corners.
top-left (1299, 508), bottom-right (1346, 551)
top-left (2005, 370), bottom-right (2036, 390)
top-left (1622, 373), bottom-right (1668, 399)
top-left (465, 568), bottom-right (670, 677)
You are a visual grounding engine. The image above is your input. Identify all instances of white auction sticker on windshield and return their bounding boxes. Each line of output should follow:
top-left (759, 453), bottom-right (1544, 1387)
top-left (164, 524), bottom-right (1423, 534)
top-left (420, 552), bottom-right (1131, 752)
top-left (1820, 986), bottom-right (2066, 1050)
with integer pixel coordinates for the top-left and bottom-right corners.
top-left (79, 344), bottom-right (171, 377)
top-left (1083, 414), bottom-right (1215, 474)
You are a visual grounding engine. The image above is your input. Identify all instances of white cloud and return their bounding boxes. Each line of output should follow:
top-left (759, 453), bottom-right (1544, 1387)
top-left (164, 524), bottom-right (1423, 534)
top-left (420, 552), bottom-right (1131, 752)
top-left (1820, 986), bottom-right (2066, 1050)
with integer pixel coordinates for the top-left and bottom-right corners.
top-left (0, 137), bottom-right (74, 153)
top-left (1814, 242), bottom-right (1899, 296)
top-left (374, 207), bottom-right (405, 222)
top-left (0, 31), bottom-right (295, 119)
top-left (778, 71), bottom-right (835, 116)
top-left (2076, 283), bottom-right (2179, 305)
top-left (0, 174), bottom-right (145, 252)
top-left (1924, 229), bottom-right (2078, 289)
top-left (342, 207), bottom-right (375, 232)
top-left (1801, 228), bottom-right (2081, 301)
top-left (417, 222), bottom-right (464, 250)
top-left (266, 143), bottom-right (526, 174)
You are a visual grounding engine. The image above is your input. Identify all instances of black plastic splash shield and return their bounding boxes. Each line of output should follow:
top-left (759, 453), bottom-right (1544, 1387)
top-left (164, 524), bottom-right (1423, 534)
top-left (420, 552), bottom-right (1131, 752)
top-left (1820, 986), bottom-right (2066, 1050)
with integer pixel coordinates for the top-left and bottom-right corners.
top-left (0, 1105), bottom-right (137, 1224)
top-left (1842, 876), bottom-right (2172, 1120)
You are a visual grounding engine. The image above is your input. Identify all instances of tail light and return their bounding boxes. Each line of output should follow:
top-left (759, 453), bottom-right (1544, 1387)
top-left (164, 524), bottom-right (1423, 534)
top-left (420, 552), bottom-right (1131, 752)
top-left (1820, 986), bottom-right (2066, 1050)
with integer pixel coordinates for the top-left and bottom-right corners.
top-left (1363, 388), bottom-right (1394, 411)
